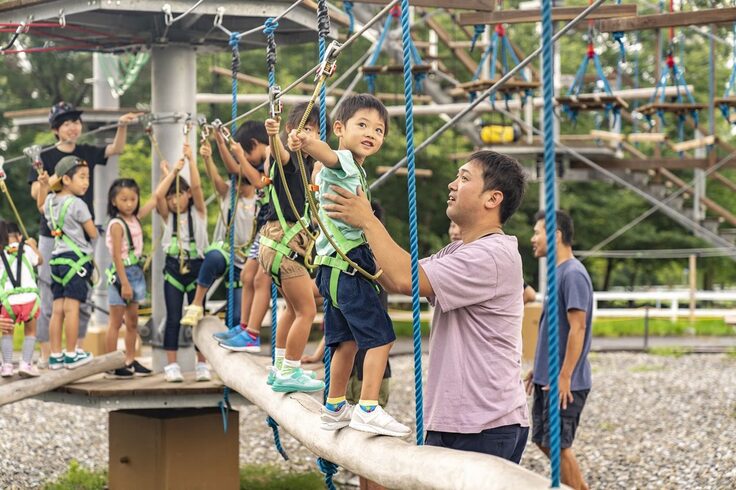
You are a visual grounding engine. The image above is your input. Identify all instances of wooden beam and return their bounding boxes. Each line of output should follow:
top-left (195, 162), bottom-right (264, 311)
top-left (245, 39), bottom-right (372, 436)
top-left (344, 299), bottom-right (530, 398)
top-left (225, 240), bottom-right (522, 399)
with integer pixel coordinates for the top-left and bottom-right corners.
top-left (712, 172), bottom-right (736, 193)
top-left (0, 352), bottom-right (125, 407)
top-left (459, 4), bottom-right (637, 26)
top-left (668, 135), bottom-right (716, 153)
top-left (193, 318), bottom-right (557, 490)
top-left (659, 168), bottom-right (736, 226)
top-left (350, 0), bottom-right (496, 10)
top-left (590, 130), bottom-right (625, 143)
top-left (425, 15), bottom-right (477, 74)
top-left (571, 157), bottom-right (713, 171)
top-left (376, 166), bottom-right (433, 177)
top-left (598, 7), bottom-right (736, 33)
top-left (627, 133), bottom-right (667, 143)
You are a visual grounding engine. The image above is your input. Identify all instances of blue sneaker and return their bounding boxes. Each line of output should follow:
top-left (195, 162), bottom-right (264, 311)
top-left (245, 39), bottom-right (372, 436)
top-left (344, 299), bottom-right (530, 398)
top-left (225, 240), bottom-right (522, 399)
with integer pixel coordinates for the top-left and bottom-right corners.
top-left (272, 368), bottom-right (325, 393)
top-left (219, 330), bottom-right (261, 353)
top-left (213, 325), bottom-right (242, 342)
top-left (267, 366), bottom-right (318, 386)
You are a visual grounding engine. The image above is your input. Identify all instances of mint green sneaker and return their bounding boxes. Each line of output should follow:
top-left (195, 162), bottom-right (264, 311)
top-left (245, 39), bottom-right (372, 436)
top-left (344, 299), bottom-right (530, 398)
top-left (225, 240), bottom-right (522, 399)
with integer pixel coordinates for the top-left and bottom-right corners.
top-left (49, 354), bottom-right (65, 371)
top-left (64, 350), bottom-right (93, 369)
top-left (271, 368), bottom-right (325, 393)
top-left (267, 366), bottom-right (318, 386)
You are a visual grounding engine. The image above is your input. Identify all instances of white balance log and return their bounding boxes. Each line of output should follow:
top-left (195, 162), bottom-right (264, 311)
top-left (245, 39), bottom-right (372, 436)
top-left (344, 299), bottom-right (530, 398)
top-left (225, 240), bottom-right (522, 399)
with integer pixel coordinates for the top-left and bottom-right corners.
top-left (195, 317), bottom-right (563, 490)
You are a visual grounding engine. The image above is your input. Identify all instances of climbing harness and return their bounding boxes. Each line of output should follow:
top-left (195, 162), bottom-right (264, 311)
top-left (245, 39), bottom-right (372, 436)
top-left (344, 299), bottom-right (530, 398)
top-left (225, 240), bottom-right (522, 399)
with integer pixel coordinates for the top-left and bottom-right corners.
top-left (0, 240), bottom-right (40, 325)
top-left (105, 217), bottom-right (146, 303)
top-left (164, 207), bottom-right (198, 293)
top-left (46, 196), bottom-right (93, 287)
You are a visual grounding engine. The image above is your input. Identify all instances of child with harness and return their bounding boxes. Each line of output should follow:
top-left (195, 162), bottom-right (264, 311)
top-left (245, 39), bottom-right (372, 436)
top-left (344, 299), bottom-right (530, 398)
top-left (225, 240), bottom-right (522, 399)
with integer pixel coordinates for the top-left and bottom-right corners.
top-left (103, 178), bottom-right (156, 379)
top-left (179, 137), bottom-right (257, 332)
top-left (36, 156), bottom-right (98, 370)
top-left (288, 94), bottom-right (410, 437)
top-left (155, 145), bottom-right (210, 383)
top-left (210, 122), bottom-right (273, 351)
top-left (0, 221), bottom-right (42, 378)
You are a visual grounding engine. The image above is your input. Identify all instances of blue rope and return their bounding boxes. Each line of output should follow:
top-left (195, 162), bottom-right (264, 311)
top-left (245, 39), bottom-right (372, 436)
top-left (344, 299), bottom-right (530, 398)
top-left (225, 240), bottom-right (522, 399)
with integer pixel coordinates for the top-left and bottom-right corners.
top-left (218, 388), bottom-right (232, 432)
top-left (266, 415), bottom-right (289, 460)
top-left (540, 1), bottom-right (561, 487)
top-left (365, 14), bottom-right (393, 94)
top-left (343, 0), bottom-right (355, 35)
top-left (398, 0), bottom-right (424, 446)
top-left (316, 458), bottom-right (338, 490)
top-left (470, 24), bottom-right (485, 53)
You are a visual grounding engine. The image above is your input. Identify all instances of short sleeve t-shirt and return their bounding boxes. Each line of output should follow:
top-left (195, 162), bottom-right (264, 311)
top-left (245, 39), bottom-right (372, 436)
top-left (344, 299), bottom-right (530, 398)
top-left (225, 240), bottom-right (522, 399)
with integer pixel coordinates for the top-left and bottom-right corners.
top-left (28, 144), bottom-right (108, 237)
top-left (262, 151), bottom-right (314, 224)
top-left (419, 234), bottom-right (530, 433)
top-left (43, 194), bottom-right (94, 256)
top-left (161, 207), bottom-right (209, 259)
top-left (212, 183), bottom-right (257, 268)
top-left (1, 241), bottom-right (39, 305)
top-left (105, 216), bottom-right (144, 260)
top-left (315, 150), bottom-right (367, 257)
top-left (533, 258), bottom-right (594, 391)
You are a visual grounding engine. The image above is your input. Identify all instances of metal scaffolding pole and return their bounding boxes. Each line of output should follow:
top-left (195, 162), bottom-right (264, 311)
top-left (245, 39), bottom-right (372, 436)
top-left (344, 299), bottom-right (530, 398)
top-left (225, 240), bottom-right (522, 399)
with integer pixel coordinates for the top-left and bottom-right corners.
top-left (150, 44), bottom-right (198, 372)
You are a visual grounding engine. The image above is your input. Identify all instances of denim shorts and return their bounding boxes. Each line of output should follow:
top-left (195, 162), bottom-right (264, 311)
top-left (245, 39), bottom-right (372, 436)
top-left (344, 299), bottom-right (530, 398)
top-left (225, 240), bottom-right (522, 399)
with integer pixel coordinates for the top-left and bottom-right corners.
top-left (50, 252), bottom-right (93, 302)
top-left (108, 264), bottom-right (147, 306)
top-left (316, 244), bottom-right (396, 350)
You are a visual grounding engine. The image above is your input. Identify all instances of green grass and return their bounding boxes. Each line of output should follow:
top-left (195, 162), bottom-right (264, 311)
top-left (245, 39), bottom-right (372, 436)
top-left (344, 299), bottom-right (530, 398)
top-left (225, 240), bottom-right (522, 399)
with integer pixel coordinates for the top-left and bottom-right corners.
top-left (648, 346), bottom-right (692, 358)
top-left (43, 462), bottom-right (323, 490)
top-left (592, 317), bottom-right (733, 337)
top-left (392, 320), bottom-right (431, 337)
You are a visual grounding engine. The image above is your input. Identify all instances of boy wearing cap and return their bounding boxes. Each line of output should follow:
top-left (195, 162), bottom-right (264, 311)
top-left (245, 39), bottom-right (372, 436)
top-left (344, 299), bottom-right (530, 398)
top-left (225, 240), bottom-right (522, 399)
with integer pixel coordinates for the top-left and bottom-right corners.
top-left (28, 102), bottom-right (139, 367)
top-left (36, 156), bottom-right (98, 369)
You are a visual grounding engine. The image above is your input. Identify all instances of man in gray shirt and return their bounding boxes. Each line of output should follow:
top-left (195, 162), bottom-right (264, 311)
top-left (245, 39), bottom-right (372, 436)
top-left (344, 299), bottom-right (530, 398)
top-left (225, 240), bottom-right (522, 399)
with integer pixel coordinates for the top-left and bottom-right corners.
top-left (525, 210), bottom-right (593, 490)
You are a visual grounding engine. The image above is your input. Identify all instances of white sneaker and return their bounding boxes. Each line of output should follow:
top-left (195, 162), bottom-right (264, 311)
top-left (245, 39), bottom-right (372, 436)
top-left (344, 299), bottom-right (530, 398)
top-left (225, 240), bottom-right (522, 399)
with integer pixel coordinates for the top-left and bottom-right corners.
top-left (195, 362), bottom-right (211, 382)
top-left (1, 363), bottom-right (13, 377)
top-left (181, 304), bottom-right (204, 327)
top-left (349, 405), bottom-right (411, 437)
top-left (321, 403), bottom-right (354, 430)
top-left (164, 362), bottom-right (184, 383)
top-left (18, 361), bottom-right (40, 378)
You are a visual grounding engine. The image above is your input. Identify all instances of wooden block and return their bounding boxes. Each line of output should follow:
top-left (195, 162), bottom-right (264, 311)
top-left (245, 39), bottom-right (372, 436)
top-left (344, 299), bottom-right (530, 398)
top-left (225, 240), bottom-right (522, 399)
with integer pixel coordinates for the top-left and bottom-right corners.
top-left (459, 4), bottom-right (637, 26)
top-left (522, 303), bottom-right (542, 363)
top-left (598, 7), bottom-right (736, 33)
top-left (360, 64), bottom-right (433, 75)
top-left (636, 102), bottom-right (706, 116)
top-left (668, 135), bottom-right (716, 153)
top-left (376, 166), bottom-right (433, 177)
top-left (590, 129), bottom-right (625, 143)
top-left (627, 132), bottom-right (667, 143)
top-left (109, 408), bottom-right (239, 490)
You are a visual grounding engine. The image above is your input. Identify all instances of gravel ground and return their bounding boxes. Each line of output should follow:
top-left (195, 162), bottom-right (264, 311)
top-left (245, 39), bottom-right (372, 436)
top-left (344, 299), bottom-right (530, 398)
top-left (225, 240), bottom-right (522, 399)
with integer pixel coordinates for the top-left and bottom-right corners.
top-left (1, 352), bottom-right (735, 489)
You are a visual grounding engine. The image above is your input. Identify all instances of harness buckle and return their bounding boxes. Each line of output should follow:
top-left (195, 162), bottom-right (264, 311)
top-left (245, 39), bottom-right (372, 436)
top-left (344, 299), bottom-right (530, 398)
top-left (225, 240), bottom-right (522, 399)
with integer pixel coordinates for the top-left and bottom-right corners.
top-left (316, 41), bottom-right (342, 81)
top-left (51, 230), bottom-right (63, 238)
top-left (77, 265), bottom-right (88, 279)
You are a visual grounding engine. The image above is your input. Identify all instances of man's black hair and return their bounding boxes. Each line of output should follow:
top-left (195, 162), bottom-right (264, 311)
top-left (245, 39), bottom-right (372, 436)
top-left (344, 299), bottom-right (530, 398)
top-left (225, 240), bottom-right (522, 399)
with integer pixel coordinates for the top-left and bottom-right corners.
top-left (469, 150), bottom-right (526, 224)
top-left (334, 94), bottom-right (389, 137)
top-left (234, 120), bottom-right (269, 153)
top-left (534, 209), bottom-right (574, 246)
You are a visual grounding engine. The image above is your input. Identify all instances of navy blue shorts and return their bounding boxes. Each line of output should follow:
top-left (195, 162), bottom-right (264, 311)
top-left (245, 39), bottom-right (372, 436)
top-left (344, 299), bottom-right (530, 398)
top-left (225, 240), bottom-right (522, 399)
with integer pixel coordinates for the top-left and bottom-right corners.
top-left (426, 424), bottom-right (529, 464)
top-left (316, 244), bottom-right (396, 350)
top-left (532, 383), bottom-right (589, 449)
top-left (50, 252), bottom-right (93, 302)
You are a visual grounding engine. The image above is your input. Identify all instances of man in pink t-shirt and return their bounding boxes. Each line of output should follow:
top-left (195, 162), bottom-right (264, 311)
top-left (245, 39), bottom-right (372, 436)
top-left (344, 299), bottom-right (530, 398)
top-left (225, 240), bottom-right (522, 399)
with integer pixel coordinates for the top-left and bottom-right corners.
top-left (323, 150), bottom-right (530, 463)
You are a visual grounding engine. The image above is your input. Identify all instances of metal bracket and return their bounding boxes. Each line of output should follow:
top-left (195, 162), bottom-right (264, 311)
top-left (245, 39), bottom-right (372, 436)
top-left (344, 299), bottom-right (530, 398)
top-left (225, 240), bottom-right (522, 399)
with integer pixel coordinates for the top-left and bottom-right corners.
top-left (269, 85), bottom-right (283, 119)
top-left (316, 40), bottom-right (342, 81)
top-left (197, 115), bottom-right (211, 143)
top-left (162, 4), bottom-right (174, 26)
top-left (23, 145), bottom-right (43, 173)
top-left (183, 113), bottom-right (193, 136)
top-left (211, 118), bottom-right (232, 143)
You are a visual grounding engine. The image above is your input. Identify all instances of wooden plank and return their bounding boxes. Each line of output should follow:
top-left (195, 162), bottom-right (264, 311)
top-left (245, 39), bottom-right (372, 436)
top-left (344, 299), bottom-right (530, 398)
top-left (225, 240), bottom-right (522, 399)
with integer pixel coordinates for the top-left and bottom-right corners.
top-left (658, 168), bottom-right (736, 226)
top-left (569, 157), bottom-right (713, 171)
top-left (590, 130), bottom-right (625, 143)
top-left (712, 171), bottom-right (736, 193)
top-left (450, 78), bottom-right (540, 96)
top-left (636, 102), bottom-right (706, 116)
top-left (425, 15), bottom-right (478, 75)
top-left (598, 7), bottom-right (736, 33)
top-left (557, 94), bottom-right (629, 111)
top-left (627, 132), bottom-right (667, 143)
top-left (360, 64), bottom-right (433, 75)
top-left (458, 4), bottom-right (637, 26)
top-left (668, 135), bottom-right (716, 153)
top-left (350, 0), bottom-right (496, 11)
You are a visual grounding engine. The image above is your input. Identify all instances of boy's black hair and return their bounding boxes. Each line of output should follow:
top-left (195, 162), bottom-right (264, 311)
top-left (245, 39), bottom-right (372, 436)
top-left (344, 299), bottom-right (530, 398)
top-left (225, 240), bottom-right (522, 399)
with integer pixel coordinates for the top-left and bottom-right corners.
top-left (285, 102), bottom-right (331, 138)
top-left (0, 220), bottom-right (7, 248)
top-left (6, 222), bottom-right (21, 238)
top-left (234, 120), bottom-right (269, 153)
top-left (108, 178), bottom-right (141, 218)
top-left (469, 150), bottom-right (526, 224)
top-left (333, 94), bottom-right (389, 137)
top-left (534, 209), bottom-right (574, 246)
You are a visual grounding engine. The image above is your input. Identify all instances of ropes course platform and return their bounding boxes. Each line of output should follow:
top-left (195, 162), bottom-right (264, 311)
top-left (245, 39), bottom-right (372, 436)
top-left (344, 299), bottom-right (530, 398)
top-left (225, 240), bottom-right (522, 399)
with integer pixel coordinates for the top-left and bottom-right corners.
top-left (636, 102), bottom-right (706, 117)
top-left (556, 94), bottom-right (629, 111)
top-left (450, 78), bottom-right (540, 97)
top-left (194, 316), bottom-right (558, 489)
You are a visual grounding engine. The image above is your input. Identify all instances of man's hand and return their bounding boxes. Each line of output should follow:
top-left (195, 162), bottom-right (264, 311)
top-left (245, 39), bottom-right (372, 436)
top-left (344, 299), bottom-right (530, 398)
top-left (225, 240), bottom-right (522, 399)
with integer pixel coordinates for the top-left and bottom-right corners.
top-left (542, 374), bottom-right (574, 410)
top-left (322, 185), bottom-right (374, 229)
top-left (265, 118), bottom-right (280, 137)
top-left (287, 129), bottom-right (307, 152)
top-left (200, 140), bottom-right (212, 159)
top-left (0, 316), bottom-right (14, 334)
top-left (523, 370), bottom-right (534, 396)
top-left (118, 112), bottom-right (144, 126)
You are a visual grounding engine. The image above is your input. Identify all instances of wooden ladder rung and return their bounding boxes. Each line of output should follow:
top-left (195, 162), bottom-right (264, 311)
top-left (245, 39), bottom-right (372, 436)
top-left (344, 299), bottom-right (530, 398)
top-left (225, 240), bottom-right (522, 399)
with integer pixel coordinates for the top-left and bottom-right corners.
top-left (627, 132), bottom-right (668, 143)
top-left (668, 135), bottom-right (716, 153)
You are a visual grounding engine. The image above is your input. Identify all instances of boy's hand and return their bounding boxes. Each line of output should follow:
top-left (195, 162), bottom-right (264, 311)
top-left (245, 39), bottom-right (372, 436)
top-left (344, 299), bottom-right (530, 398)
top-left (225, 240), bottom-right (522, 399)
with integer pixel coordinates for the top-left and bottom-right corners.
top-left (37, 171), bottom-right (50, 188)
top-left (200, 140), bottom-right (212, 159)
top-left (183, 143), bottom-right (193, 162)
top-left (174, 158), bottom-right (185, 173)
top-left (300, 353), bottom-right (321, 364)
top-left (264, 118), bottom-right (280, 137)
top-left (26, 238), bottom-right (37, 248)
top-left (229, 141), bottom-right (245, 158)
top-left (160, 160), bottom-right (170, 176)
top-left (121, 282), bottom-right (133, 301)
top-left (287, 129), bottom-right (307, 151)
top-left (118, 112), bottom-right (143, 126)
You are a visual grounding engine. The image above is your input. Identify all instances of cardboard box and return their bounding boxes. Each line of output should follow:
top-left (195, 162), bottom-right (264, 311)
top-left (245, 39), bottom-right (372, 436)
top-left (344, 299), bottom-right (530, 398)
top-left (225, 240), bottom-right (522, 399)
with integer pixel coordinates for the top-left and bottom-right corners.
top-left (109, 408), bottom-right (239, 490)
top-left (522, 303), bottom-right (542, 363)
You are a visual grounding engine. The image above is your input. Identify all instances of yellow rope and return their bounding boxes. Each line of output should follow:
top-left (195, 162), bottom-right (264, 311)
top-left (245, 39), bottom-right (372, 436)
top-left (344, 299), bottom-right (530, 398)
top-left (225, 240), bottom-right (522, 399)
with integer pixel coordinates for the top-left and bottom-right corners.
top-left (0, 181), bottom-right (29, 239)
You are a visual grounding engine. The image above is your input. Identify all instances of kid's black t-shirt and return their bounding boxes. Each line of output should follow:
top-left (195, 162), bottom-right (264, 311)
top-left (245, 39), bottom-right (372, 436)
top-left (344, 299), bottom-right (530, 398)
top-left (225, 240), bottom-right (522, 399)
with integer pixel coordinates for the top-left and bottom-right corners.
top-left (27, 144), bottom-right (108, 237)
top-left (262, 151), bottom-right (314, 224)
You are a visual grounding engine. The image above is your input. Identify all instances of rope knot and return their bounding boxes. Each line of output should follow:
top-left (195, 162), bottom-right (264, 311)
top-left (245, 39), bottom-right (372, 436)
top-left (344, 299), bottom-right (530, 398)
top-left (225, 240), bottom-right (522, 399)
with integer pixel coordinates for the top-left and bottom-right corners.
top-left (613, 31), bottom-right (626, 62)
top-left (228, 32), bottom-right (239, 49)
top-left (317, 458), bottom-right (339, 476)
top-left (470, 24), bottom-right (485, 53)
top-left (390, 5), bottom-right (401, 18)
top-left (264, 17), bottom-right (278, 35)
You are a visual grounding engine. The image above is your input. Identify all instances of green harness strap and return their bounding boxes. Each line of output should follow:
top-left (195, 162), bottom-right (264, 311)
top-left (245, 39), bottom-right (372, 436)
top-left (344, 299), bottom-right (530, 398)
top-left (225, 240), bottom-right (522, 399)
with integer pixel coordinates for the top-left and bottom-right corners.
top-left (259, 164), bottom-right (312, 287)
top-left (47, 197), bottom-right (93, 287)
top-left (105, 218), bottom-right (141, 286)
top-left (163, 271), bottom-right (197, 294)
top-left (163, 209), bottom-right (199, 293)
top-left (0, 245), bottom-right (40, 324)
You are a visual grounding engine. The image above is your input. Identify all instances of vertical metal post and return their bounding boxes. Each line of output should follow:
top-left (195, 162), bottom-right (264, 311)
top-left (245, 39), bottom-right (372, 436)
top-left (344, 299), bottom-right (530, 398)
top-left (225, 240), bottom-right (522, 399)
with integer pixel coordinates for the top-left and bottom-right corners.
top-left (150, 45), bottom-right (198, 372)
top-left (643, 306), bottom-right (650, 351)
top-left (688, 254), bottom-right (697, 327)
top-left (91, 53), bottom-right (120, 328)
